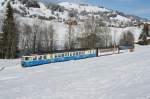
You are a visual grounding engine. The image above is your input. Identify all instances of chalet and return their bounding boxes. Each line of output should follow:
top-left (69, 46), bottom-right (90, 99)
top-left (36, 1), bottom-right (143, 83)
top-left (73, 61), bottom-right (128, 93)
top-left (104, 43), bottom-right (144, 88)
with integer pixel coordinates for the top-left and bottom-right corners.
top-left (139, 23), bottom-right (150, 34)
top-left (138, 23), bottom-right (150, 44)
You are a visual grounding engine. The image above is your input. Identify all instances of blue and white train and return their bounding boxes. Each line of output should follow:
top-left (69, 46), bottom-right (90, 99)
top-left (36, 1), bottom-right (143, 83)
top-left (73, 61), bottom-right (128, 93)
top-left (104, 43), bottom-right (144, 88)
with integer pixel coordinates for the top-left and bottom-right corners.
top-left (21, 49), bottom-right (98, 67)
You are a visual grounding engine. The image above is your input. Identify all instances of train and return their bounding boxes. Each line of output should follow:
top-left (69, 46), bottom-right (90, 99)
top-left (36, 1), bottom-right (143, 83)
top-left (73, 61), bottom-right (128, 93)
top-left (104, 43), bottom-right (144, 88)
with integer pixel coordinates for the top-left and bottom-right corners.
top-left (21, 46), bottom-right (134, 67)
top-left (21, 48), bottom-right (119, 67)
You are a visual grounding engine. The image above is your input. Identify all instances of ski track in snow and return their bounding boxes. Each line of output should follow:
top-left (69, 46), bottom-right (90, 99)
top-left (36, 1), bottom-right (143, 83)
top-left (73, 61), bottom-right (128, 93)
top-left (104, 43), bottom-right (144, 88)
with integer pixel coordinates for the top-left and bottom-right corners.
top-left (0, 45), bottom-right (150, 99)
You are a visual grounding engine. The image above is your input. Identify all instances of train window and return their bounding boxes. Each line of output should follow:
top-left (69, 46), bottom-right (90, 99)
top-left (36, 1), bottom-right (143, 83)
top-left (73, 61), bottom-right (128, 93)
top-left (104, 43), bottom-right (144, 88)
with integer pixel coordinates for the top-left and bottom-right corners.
top-left (85, 51), bottom-right (87, 54)
top-left (43, 55), bottom-right (47, 59)
top-left (39, 56), bottom-right (43, 60)
top-left (33, 56), bottom-right (37, 60)
top-left (62, 54), bottom-right (64, 57)
top-left (25, 57), bottom-right (30, 61)
top-left (55, 54), bottom-right (57, 58)
top-left (70, 53), bottom-right (72, 56)
top-left (93, 50), bottom-right (96, 53)
top-left (89, 50), bottom-right (91, 54)
top-left (47, 55), bottom-right (51, 59)
top-left (78, 52), bottom-right (80, 55)
top-left (76, 52), bottom-right (78, 55)
top-left (87, 51), bottom-right (89, 54)
top-left (73, 52), bottom-right (76, 56)
top-left (51, 54), bottom-right (54, 58)
top-left (65, 53), bottom-right (68, 56)
top-left (90, 50), bottom-right (92, 54)
top-left (58, 54), bottom-right (61, 58)
top-left (51, 54), bottom-right (53, 58)
top-left (79, 52), bottom-right (81, 55)
top-left (82, 51), bottom-right (84, 54)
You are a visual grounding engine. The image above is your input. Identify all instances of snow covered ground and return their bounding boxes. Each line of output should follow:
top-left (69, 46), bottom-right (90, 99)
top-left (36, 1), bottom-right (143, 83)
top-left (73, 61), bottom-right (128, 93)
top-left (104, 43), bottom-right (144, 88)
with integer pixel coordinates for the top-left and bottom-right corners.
top-left (0, 45), bottom-right (150, 99)
top-left (59, 2), bottom-right (110, 13)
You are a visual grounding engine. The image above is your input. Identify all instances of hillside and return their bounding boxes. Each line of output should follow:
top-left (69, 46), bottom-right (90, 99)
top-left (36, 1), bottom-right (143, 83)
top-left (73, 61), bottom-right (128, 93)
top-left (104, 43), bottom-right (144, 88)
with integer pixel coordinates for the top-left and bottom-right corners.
top-left (0, 45), bottom-right (150, 99)
top-left (0, 0), bottom-right (149, 25)
top-left (0, 0), bottom-right (146, 49)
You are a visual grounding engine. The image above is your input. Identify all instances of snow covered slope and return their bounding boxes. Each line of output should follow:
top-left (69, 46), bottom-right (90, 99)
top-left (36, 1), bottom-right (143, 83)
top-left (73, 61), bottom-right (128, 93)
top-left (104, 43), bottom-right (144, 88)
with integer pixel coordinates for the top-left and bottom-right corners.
top-left (0, 0), bottom-right (144, 48)
top-left (110, 15), bottom-right (131, 22)
top-left (0, 0), bottom-right (148, 23)
top-left (0, 45), bottom-right (150, 99)
top-left (59, 2), bottom-right (110, 13)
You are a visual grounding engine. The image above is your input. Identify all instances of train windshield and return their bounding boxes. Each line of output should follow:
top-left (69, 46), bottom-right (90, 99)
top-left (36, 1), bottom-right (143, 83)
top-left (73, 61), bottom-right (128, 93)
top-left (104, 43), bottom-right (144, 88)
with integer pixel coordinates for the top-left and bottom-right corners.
top-left (22, 56), bottom-right (31, 61)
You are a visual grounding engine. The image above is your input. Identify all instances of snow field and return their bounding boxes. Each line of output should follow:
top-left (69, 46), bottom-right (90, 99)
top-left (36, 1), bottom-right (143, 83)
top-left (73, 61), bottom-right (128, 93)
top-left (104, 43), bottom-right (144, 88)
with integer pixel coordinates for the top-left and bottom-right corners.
top-left (0, 45), bottom-right (150, 99)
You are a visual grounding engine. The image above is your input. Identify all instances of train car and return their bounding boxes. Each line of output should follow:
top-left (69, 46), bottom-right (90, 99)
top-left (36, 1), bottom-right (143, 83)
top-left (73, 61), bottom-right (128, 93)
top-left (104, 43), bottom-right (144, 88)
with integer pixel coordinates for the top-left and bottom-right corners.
top-left (21, 49), bottom-right (97, 67)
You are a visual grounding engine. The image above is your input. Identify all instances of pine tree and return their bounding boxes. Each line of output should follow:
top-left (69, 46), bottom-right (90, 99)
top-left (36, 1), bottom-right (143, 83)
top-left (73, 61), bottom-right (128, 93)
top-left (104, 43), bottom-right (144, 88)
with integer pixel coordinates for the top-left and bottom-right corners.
top-left (2, 2), bottom-right (18, 59)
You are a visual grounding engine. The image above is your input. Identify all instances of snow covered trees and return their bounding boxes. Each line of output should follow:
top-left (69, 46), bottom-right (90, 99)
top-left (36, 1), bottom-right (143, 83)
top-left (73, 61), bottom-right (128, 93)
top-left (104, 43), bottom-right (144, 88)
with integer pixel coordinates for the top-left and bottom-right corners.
top-left (19, 19), bottom-right (57, 55)
top-left (64, 20), bottom-right (76, 50)
top-left (19, 23), bottom-right (31, 54)
top-left (1, 2), bottom-right (19, 59)
top-left (119, 31), bottom-right (135, 47)
top-left (44, 24), bottom-right (57, 51)
top-left (78, 17), bottom-right (112, 49)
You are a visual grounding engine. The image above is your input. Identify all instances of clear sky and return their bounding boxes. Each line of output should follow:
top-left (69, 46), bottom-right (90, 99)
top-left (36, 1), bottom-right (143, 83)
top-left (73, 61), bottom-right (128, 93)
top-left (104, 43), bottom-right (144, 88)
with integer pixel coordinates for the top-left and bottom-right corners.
top-left (88, 0), bottom-right (150, 20)
top-left (44, 0), bottom-right (150, 20)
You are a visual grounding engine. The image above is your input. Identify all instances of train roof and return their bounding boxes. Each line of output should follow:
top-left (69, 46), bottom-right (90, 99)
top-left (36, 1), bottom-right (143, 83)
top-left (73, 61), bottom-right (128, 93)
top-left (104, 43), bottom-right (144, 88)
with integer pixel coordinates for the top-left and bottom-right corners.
top-left (23, 48), bottom-right (92, 56)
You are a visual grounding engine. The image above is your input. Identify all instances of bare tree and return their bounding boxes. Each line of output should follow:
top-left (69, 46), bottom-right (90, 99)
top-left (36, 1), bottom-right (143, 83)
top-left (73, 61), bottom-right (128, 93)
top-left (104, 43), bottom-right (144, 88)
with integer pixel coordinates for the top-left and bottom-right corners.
top-left (18, 19), bottom-right (57, 54)
top-left (119, 31), bottom-right (135, 47)
top-left (101, 27), bottom-right (112, 48)
top-left (78, 16), bottom-right (112, 49)
top-left (44, 24), bottom-right (56, 51)
top-left (32, 19), bottom-right (43, 53)
top-left (65, 22), bottom-right (76, 50)
top-left (79, 16), bottom-right (98, 49)
top-left (20, 23), bottom-right (32, 54)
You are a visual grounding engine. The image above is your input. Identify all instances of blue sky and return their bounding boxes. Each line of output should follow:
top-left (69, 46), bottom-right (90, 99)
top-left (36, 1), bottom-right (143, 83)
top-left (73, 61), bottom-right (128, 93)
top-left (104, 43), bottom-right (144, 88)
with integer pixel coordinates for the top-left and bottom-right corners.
top-left (44, 0), bottom-right (150, 19)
